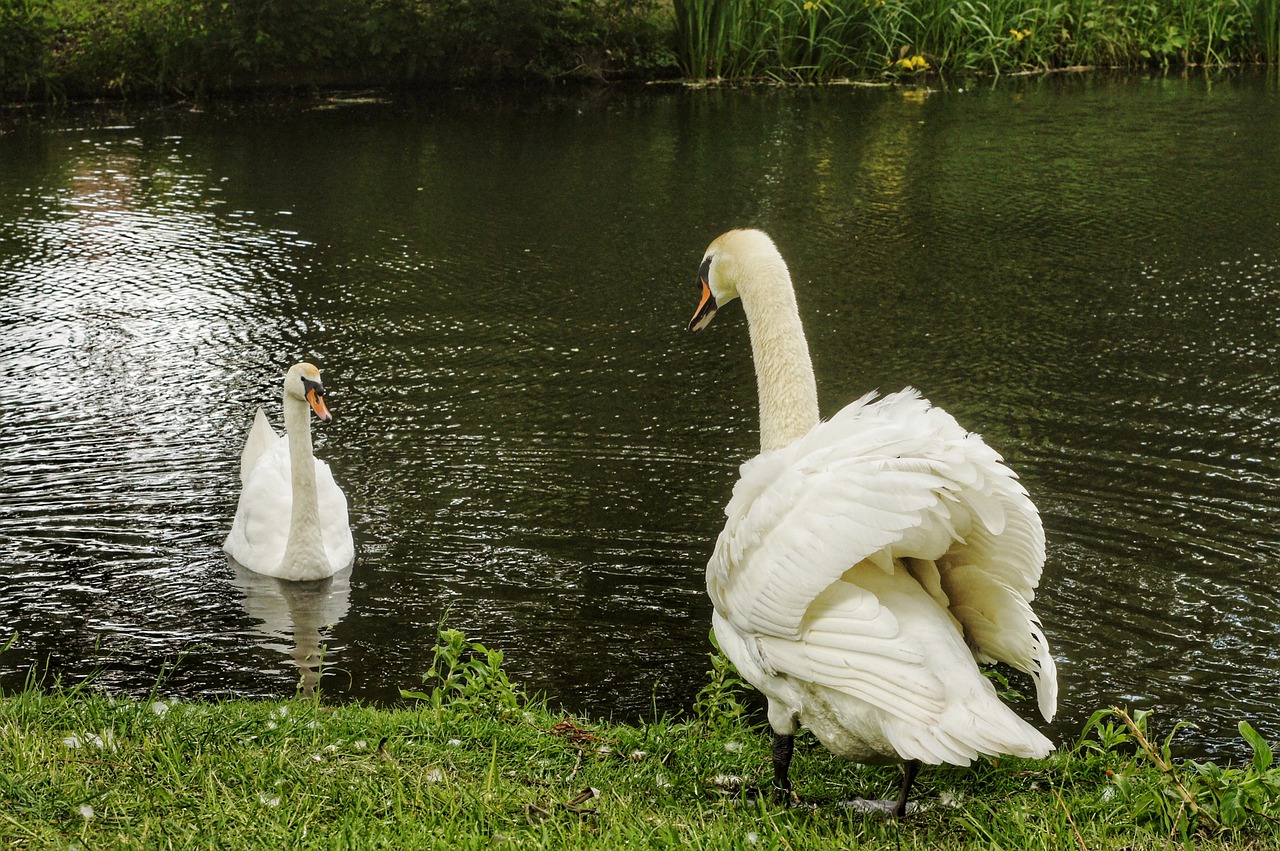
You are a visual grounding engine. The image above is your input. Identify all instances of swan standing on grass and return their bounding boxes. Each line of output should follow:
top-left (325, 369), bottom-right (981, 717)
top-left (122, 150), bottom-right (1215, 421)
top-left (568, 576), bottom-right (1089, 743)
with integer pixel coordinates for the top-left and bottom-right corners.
top-left (687, 229), bottom-right (1057, 816)
top-left (224, 363), bottom-right (354, 581)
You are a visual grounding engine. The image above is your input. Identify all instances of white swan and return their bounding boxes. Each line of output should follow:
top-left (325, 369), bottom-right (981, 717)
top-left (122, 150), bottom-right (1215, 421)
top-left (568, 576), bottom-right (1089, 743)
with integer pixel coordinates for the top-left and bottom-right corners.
top-left (688, 229), bottom-right (1057, 815)
top-left (224, 363), bottom-right (354, 581)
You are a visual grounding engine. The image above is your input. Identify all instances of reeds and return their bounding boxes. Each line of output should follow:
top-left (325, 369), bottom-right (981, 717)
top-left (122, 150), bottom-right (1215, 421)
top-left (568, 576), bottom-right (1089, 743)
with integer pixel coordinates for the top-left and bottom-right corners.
top-left (1260, 0), bottom-right (1280, 61)
top-left (674, 0), bottom-right (1280, 79)
top-left (673, 0), bottom-right (769, 77)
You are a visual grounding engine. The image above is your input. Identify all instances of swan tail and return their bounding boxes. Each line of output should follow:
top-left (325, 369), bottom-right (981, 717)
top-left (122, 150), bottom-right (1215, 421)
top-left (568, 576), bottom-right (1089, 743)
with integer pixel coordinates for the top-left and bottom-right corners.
top-left (883, 692), bottom-right (1056, 765)
top-left (871, 653), bottom-right (1054, 765)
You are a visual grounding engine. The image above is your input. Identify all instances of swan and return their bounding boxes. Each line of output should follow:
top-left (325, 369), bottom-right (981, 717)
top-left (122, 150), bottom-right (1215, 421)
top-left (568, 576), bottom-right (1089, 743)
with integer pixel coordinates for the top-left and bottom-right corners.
top-left (224, 363), bottom-right (355, 581)
top-left (687, 229), bottom-right (1057, 815)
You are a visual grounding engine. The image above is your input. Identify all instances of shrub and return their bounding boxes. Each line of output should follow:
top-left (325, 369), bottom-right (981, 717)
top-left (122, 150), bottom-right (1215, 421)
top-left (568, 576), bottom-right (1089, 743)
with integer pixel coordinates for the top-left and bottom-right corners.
top-left (401, 627), bottom-right (526, 719)
top-left (0, 0), bottom-right (54, 98)
top-left (1082, 707), bottom-right (1280, 837)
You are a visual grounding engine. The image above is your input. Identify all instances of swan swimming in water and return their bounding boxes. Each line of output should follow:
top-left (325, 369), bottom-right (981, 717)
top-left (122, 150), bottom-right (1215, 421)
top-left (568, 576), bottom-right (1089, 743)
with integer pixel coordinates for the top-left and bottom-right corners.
top-left (224, 363), bottom-right (354, 581)
top-left (687, 229), bottom-right (1057, 815)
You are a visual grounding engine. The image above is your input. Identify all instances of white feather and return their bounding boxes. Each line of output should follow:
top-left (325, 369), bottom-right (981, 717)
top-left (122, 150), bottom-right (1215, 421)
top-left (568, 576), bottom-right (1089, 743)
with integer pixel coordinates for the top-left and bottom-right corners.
top-left (239, 408), bottom-right (280, 485)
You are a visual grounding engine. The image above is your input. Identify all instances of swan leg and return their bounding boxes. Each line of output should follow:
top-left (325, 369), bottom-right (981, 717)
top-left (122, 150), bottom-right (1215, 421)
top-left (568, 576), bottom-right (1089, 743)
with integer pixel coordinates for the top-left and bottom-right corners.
top-left (771, 732), bottom-right (795, 804)
top-left (894, 760), bottom-right (921, 818)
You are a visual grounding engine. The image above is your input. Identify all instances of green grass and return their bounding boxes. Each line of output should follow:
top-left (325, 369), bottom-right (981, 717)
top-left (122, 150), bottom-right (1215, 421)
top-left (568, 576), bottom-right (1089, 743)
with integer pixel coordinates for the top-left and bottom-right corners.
top-left (2, 630), bottom-right (1278, 849)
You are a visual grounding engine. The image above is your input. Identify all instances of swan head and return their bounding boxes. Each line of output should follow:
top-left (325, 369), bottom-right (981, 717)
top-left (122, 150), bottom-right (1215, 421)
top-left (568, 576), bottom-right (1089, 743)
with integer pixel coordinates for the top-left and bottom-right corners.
top-left (285, 362), bottom-right (332, 423)
top-left (687, 229), bottom-right (782, 332)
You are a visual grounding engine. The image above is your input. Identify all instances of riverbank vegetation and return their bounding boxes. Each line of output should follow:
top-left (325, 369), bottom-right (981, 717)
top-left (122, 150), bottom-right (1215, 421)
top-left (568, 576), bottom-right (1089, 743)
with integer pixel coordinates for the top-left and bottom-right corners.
top-left (2, 628), bottom-right (1279, 848)
top-left (675, 0), bottom-right (1280, 80)
top-left (1, 0), bottom-right (1278, 101)
top-left (0, 0), bottom-right (676, 100)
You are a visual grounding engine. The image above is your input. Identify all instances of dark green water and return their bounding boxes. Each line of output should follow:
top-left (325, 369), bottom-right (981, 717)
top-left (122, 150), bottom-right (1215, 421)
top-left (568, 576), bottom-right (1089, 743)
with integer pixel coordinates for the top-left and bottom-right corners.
top-left (2, 75), bottom-right (1278, 756)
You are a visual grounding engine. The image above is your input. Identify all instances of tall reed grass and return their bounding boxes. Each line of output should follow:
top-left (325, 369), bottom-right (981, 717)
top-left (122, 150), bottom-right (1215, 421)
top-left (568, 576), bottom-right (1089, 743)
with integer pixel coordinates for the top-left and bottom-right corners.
top-left (674, 0), bottom-right (767, 77)
top-left (675, 0), bottom-right (1280, 79)
top-left (1260, 0), bottom-right (1280, 60)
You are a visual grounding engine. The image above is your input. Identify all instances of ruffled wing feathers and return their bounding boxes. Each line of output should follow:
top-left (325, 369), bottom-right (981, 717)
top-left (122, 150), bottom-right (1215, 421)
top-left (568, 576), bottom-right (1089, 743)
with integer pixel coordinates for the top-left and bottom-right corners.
top-left (708, 388), bottom-right (1057, 724)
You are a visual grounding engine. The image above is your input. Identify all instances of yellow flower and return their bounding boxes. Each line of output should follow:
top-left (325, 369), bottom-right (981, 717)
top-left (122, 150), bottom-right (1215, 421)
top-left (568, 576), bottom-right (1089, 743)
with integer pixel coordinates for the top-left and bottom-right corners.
top-left (892, 54), bottom-right (931, 72)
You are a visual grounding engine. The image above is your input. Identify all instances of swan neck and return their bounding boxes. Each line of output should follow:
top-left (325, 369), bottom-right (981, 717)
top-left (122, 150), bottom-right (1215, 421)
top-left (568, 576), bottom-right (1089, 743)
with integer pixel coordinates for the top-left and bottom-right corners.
top-left (738, 259), bottom-right (820, 452)
top-left (281, 394), bottom-right (326, 569)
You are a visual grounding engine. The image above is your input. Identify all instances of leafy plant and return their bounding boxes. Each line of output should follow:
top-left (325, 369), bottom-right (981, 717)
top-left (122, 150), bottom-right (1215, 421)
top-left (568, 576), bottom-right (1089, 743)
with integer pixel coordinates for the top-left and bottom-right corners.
top-left (691, 630), bottom-right (751, 733)
top-left (401, 627), bottom-right (524, 718)
top-left (1081, 706), bottom-right (1280, 838)
top-left (1142, 22), bottom-right (1189, 64)
top-left (671, 0), bottom-right (1279, 80)
top-left (7, 0), bottom-right (1280, 98)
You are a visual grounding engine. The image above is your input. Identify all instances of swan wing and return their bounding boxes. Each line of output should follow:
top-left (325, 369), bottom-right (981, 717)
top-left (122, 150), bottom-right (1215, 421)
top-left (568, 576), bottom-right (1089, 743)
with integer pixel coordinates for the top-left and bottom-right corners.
top-left (225, 440), bottom-right (293, 572)
top-left (708, 388), bottom-right (1056, 721)
top-left (314, 457), bottom-right (355, 570)
top-left (743, 567), bottom-right (952, 725)
top-left (932, 492), bottom-right (1057, 721)
top-left (239, 408), bottom-right (281, 484)
top-left (709, 388), bottom-right (962, 639)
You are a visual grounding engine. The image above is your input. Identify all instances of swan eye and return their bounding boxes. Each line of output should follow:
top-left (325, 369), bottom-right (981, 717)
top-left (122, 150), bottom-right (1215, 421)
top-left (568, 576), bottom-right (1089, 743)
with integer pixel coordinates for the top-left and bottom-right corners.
top-left (301, 378), bottom-right (325, 399)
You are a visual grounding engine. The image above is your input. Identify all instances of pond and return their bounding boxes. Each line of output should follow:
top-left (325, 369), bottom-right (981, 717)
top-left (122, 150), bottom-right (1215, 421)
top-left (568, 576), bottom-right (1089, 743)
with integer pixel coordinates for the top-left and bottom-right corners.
top-left (2, 74), bottom-right (1278, 758)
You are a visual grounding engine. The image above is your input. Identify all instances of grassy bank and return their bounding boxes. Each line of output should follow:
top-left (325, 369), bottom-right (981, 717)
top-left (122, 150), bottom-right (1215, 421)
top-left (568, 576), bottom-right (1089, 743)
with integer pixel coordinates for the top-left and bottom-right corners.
top-left (2, 630), bottom-right (1279, 849)
top-left (2, 0), bottom-right (1279, 101)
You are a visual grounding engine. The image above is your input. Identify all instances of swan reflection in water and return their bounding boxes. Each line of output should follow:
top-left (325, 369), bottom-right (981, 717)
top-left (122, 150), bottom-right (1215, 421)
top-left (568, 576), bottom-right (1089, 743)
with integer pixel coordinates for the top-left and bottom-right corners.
top-left (228, 561), bottom-right (352, 698)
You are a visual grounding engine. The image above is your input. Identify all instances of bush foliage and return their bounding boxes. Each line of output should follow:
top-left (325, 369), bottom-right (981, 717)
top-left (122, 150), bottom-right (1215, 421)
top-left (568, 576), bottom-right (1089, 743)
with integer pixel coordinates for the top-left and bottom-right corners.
top-left (0, 0), bottom-right (676, 99)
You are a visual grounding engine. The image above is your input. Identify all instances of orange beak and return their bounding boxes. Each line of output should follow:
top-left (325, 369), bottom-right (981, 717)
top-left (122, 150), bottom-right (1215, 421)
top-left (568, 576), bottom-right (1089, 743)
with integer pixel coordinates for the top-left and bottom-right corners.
top-left (307, 387), bottom-right (332, 422)
top-left (688, 276), bottom-right (718, 332)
